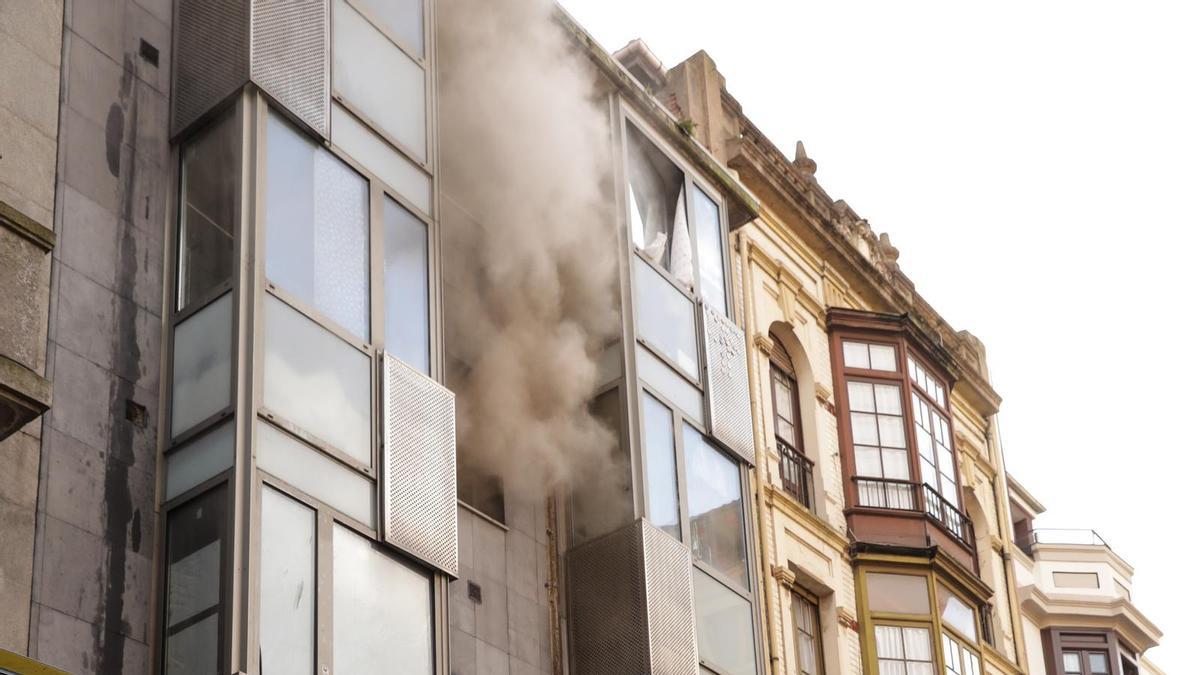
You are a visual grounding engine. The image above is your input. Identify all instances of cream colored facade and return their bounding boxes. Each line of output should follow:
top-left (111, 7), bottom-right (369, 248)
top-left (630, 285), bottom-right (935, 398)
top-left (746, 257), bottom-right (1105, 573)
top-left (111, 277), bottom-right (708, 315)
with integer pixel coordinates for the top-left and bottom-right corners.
top-left (625, 44), bottom-right (1032, 675)
top-left (1008, 479), bottom-right (1163, 675)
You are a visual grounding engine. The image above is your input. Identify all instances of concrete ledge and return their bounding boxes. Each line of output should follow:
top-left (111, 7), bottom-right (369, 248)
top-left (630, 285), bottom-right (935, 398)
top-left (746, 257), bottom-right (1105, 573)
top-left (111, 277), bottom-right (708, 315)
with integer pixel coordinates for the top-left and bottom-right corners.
top-left (0, 200), bottom-right (55, 252)
top-left (0, 353), bottom-right (51, 440)
top-left (0, 648), bottom-right (68, 675)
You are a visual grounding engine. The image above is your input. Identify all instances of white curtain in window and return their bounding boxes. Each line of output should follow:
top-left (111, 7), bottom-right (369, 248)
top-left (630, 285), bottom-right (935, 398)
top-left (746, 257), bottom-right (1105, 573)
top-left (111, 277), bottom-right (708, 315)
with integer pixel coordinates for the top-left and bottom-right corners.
top-left (669, 186), bottom-right (693, 288)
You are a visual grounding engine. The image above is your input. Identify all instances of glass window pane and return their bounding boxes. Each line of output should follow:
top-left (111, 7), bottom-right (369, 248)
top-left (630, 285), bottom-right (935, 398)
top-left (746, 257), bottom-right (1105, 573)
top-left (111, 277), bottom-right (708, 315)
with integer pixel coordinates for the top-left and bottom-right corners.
top-left (331, 103), bottom-right (431, 214)
top-left (847, 382), bottom-right (875, 413)
top-left (1062, 652), bottom-right (1082, 673)
top-left (259, 487), bottom-right (315, 675)
top-left (383, 197), bottom-right (429, 374)
top-left (693, 186), bottom-right (726, 315)
top-left (333, 525), bottom-right (433, 675)
top-left (878, 416), bottom-right (907, 448)
top-left (683, 425), bottom-right (748, 587)
top-left (266, 112), bottom-right (369, 340)
top-left (693, 569), bottom-right (756, 675)
top-left (773, 378), bottom-right (796, 422)
top-left (865, 573), bottom-right (929, 615)
top-left (356, 0), bottom-right (423, 56)
top-left (634, 256), bottom-right (699, 379)
top-left (627, 123), bottom-right (686, 272)
top-left (165, 421), bottom-right (234, 501)
top-left (855, 446), bottom-right (883, 478)
top-left (178, 109), bottom-right (238, 311)
top-left (333, 0), bottom-right (427, 162)
top-left (875, 625), bottom-right (903, 659)
top-left (642, 393), bottom-right (680, 539)
top-left (874, 384), bottom-right (902, 415)
top-left (902, 627), bottom-right (932, 660)
top-left (937, 585), bottom-right (977, 642)
top-left (881, 448), bottom-right (910, 480)
top-left (172, 292), bottom-right (232, 437)
top-left (1088, 653), bottom-right (1109, 673)
top-left (257, 421), bottom-right (376, 528)
top-left (263, 295), bottom-right (371, 464)
top-left (164, 486), bottom-right (225, 675)
top-left (851, 413), bottom-right (879, 446)
top-left (869, 344), bottom-right (897, 371)
top-left (843, 341), bottom-right (870, 369)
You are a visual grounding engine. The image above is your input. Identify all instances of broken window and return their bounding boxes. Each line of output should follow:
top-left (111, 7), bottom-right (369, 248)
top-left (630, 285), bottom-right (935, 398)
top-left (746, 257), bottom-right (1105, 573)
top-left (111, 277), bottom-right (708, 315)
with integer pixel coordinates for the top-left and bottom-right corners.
top-left (178, 108), bottom-right (239, 312)
top-left (626, 122), bottom-right (693, 288)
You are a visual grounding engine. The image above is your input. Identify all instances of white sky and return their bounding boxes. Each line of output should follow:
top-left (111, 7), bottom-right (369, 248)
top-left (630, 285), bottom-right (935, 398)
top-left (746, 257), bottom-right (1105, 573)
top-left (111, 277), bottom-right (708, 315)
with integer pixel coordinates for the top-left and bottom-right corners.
top-left (559, 1), bottom-right (1198, 670)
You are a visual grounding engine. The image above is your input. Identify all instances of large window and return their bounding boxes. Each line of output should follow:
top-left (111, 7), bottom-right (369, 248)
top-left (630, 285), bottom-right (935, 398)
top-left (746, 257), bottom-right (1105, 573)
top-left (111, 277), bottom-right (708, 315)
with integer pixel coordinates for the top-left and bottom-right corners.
top-left (177, 109), bottom-right (239, 311)
top-left (626, 119), bottom-right (729, 315)
top-left (163, 486), bottom-right (226, 675)
top-left (684, 424), bottom-right (748, 588)
top-left (793, 594), bottom-right (824, 675)
top-left (942, 634), bottom-right (981, 675)
top-left (259, 487), bottom-right (316, 675)
top-left (875, 625), bottom-right (934, 675)
top-left (1049, 630), bottom-right (1118, 675)
top-left (643, 392), bottom-right (681, 539)
top-left (383, 196), bottom-right (430, 374)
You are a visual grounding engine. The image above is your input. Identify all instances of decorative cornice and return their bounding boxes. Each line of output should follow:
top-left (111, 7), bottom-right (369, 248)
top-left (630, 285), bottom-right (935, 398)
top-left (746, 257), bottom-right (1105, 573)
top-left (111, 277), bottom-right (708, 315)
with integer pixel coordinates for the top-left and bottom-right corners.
top-left (1019, 585), bottom-right (1163, 653)
top-left (763, 483), bottom-right (850, 552)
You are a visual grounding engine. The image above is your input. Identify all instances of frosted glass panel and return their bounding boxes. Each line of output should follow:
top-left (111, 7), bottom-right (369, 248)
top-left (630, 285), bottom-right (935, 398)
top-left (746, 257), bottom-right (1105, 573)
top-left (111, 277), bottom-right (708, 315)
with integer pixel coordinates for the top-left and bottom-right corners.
top-left (866, 573), bottom-right (929, 614)
top-left (634, 256), bottom-right (698, 379)
top-left (171, 292), bottom-right (232, 437)
top-left (356, 0), bottom-right (423, 56)
top-left (693, 568), bottom-right (756, 675)
top-left (636, 344), bottom-right (704, 423)
top-left (331, 103), bottom-right (431, 214)
top-left (693, 186), bottom-right (727, 316)
top-left (165, 421), bottom-right (234, 501)
top-left (937, 585), bottom-right (977, 642)
top-left (333, 525), bottom-right (433, 675)
top-left (260, 487), bottom-right (316, 675)
top-left (333, 0), bottom-right (427, 161)
top-left (263, 296), bottom-right (371, 464)
top-left (384, 197), bottom-right (429, 374)
top-left (257, 421), bottom-right (376, 528)
top-left (642, 392), bottom-right (680, 539)
top-left (266, 112), bottom-right (369, 339)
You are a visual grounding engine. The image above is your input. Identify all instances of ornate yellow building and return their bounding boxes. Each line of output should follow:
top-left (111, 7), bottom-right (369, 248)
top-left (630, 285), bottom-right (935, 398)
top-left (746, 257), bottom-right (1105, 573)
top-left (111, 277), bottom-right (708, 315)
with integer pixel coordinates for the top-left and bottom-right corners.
top-left (619, 44), bottom-right (1038, 675)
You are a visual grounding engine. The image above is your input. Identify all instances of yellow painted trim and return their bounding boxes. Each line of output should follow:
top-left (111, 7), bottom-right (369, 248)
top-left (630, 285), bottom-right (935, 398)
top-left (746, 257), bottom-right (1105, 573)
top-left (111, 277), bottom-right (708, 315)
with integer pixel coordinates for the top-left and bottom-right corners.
top-left (0, 650), bottom-right (69, 675)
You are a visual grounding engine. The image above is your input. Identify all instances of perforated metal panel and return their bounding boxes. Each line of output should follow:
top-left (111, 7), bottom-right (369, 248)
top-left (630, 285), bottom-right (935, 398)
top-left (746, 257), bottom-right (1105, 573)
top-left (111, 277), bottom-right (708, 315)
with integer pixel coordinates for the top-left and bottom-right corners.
top-left (643, 523), bottom-right (699, 674)
top-left (702, 303), bottom-right (755, 465)
top-left (381, 353), bottom-right (458, 576)
top-left (251, 0), bottom-right (329, 136)
top-left (566, 519), bottom-right (698, 675)
top-left (172, 0), bottom-right (249, 135)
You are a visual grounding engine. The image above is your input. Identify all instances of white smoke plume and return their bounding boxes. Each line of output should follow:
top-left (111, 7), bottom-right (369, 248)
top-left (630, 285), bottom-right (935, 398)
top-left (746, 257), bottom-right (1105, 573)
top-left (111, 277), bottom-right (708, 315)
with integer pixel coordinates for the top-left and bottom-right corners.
top-left (436, 0), bottom-right (622, 498)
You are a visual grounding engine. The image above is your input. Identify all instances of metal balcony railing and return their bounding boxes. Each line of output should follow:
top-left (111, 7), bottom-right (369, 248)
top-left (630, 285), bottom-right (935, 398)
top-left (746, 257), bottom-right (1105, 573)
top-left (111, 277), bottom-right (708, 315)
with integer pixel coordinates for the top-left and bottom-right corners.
top-left (1016, 528), bottom-right (1109, 554)
top-left (850, 477), bottom-right (976, 552)
top-left (776, 439), bottom-right (816, 510)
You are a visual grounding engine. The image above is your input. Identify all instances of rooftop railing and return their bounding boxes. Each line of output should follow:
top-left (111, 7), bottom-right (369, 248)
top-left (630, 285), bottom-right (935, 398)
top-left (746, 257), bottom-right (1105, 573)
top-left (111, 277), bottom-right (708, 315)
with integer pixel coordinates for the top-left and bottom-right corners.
top-left (1016, 528), bottom-right (1109, 554)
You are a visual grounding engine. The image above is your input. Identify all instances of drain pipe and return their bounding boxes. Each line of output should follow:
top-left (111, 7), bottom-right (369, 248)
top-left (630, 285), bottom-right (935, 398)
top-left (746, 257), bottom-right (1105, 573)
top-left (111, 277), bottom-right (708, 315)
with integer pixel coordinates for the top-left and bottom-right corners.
top-left (738, 229), bottom-right (782, 675)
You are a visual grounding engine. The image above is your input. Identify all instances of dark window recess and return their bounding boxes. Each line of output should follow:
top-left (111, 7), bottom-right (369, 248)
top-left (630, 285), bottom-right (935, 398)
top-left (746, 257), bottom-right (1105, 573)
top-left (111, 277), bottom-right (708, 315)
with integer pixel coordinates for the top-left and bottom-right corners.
top-left (458, 465), bottom-right (505, 525)
top-left (467, 581), bottom-right (482, 604)
top-left (139, 39), bottom-right (159, 67)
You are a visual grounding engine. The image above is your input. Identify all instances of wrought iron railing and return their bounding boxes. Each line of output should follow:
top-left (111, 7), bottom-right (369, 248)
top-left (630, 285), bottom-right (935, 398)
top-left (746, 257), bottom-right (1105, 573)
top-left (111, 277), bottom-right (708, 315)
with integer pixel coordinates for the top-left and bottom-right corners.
top-left (1015, 528), bottom-right (1110, 556)
top-left (922, 483), bottom-right (974, 549)
top-left (777, 439), bottom-right (816, 510)
top-left (852, 476), bottom-right (919, 511)
top-left (850, 477), bottom-right (977, 553)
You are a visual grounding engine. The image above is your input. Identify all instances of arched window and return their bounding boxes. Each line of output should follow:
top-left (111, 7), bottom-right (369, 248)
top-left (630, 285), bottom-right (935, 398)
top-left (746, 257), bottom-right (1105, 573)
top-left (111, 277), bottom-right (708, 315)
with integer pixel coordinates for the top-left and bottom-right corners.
top-left (769, 334), bottom-right (814, 509)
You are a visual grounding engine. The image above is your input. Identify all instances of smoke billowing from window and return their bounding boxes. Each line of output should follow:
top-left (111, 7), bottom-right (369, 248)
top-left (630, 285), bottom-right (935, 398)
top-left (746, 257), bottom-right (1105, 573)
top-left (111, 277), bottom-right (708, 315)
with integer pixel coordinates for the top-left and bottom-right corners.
top-left (437, 0), bottom-right (622, 499)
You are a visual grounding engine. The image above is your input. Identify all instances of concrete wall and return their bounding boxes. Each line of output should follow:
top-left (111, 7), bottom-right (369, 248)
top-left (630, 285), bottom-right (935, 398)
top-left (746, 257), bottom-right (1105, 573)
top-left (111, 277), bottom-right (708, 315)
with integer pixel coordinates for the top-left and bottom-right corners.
top-left (451, 497), bottom-right (556, 675)
top-left (24, 0), bottom-right (172, 671)
top-left (0, 0), bottom-right (63, 656)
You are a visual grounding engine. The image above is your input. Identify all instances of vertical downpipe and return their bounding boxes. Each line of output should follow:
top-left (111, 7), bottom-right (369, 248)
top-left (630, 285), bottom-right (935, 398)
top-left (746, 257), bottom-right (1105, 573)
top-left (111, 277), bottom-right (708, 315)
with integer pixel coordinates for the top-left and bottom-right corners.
top-left (546, 496), bottom-right (564, 675)
top-left (738, 230), bottom-right (782, 675)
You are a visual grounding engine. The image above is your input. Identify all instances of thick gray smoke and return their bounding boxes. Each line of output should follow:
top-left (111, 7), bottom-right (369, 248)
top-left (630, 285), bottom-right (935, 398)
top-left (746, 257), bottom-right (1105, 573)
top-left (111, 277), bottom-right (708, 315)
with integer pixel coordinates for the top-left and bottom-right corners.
top-left (437, 0), bottom-right (621, 497)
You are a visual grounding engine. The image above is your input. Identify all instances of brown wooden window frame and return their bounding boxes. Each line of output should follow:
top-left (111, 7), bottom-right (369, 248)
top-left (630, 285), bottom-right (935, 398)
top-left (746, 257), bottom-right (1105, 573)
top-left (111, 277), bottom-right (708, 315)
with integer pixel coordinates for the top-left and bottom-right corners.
top-left (769, 335), bottom-right (816, 510)
top-left (1044, 629), bottom-right (1120, 675)
top-left (792, 590), bottom-right (824, 675)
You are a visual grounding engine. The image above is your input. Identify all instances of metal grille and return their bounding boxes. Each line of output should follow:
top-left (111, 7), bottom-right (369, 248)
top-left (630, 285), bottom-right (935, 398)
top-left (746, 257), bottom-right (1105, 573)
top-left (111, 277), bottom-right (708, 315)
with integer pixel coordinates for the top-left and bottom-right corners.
top-left (642, 522), bottom-right (698, 674)
top-left (250, 0), bottom-right (329, 136)
top-left (172, 0), bottom-right (249, 135)
top-left (381, 353), bottom-right (458, 576)
top-left (566, 520), bottom-right (698, 675)
top-left (566, 523), bottom-right (650, 674)
top-left (702, 303), bottom-right (755, 465)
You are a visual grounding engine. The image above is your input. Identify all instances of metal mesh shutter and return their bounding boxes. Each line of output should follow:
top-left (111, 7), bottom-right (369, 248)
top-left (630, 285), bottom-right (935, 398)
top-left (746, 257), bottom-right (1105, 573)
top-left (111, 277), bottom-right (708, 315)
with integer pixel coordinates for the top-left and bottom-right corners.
top-left (250, 0), bottom-right (329, 136)
top-left (702, 303), bottom-right (755, 465)
top-left (381, 353), bottom-right (458, 576)
top-left (642, 522), bottom-right (699, 674)
top-left (172, 0), bottom-right (249, 135)
top-left (566, 520), bottom-right (698, 675)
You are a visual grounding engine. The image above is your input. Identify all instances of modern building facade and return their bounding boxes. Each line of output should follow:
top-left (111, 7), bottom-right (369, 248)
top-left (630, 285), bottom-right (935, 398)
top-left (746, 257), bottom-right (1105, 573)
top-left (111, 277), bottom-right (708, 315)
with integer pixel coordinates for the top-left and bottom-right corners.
top-left (0, 2), bottom-right (1168, 675)
top-left (1008, 478), bottom-right (1163, 675)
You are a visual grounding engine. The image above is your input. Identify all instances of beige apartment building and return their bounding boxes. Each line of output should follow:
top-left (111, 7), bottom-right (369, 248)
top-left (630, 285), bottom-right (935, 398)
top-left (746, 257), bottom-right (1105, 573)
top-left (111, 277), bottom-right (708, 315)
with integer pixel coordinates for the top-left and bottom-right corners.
top-left (1008, 479), bottom-right (1163, 675)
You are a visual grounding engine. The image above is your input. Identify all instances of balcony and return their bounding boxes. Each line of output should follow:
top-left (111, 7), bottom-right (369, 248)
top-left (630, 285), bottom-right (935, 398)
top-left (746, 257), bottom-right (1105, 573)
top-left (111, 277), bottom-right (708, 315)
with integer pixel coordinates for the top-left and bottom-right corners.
top-left (776, 439), bottom-right (815, 510)
top-left (1015, 528), bottom-right (1108, 558)
top-left (849, 476), bottom-right (976, 568)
